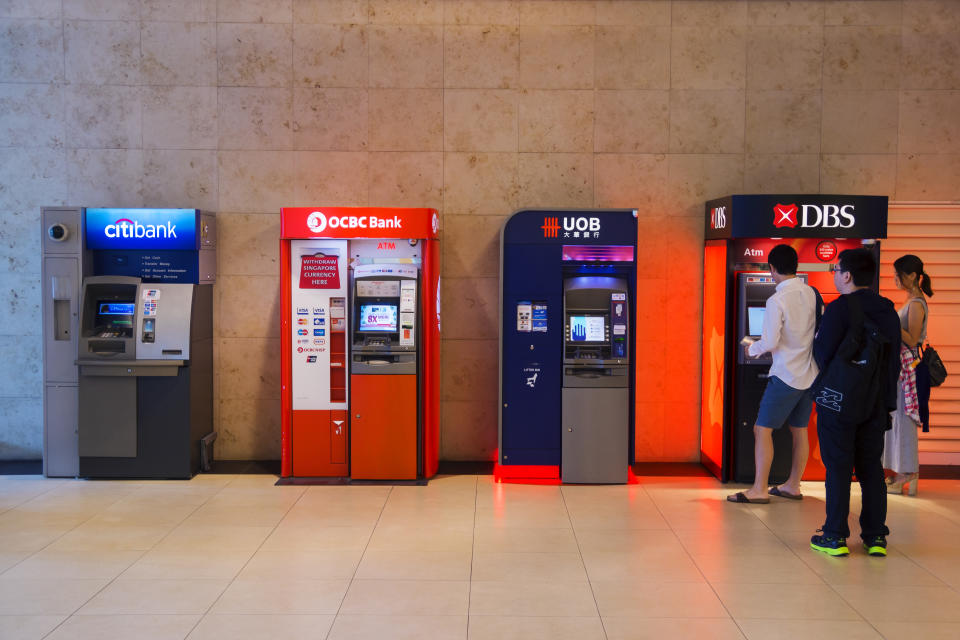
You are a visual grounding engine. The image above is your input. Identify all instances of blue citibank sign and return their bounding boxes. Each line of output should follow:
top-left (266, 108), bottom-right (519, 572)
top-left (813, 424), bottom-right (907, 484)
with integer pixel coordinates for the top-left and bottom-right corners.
top-left (85, 208), bottom-right (200, 250)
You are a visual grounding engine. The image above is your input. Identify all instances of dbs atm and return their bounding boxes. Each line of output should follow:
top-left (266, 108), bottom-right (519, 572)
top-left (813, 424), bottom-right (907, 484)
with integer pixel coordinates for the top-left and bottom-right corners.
top-left (700, 194), bottom-right (888, 483)
top-left (279, 207), bottom-right (439, 481)
top-left (498, 209), bottom-right (638, 484)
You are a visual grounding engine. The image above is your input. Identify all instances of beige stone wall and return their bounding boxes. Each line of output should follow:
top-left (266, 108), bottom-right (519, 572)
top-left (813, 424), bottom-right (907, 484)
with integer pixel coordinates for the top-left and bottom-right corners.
top-left (2, 1), bottom-right (959, 461)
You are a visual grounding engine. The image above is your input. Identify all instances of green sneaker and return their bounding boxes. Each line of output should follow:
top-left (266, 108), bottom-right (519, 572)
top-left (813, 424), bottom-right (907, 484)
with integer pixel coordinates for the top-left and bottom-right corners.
top-left (863, 536), bottom-right (887, 557)
top-left (811, 532), bottom-right (849, 556)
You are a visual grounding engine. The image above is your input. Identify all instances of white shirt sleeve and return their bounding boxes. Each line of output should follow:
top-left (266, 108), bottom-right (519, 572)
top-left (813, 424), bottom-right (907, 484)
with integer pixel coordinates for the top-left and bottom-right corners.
top-left (748, 295), bottom-right (783, 357)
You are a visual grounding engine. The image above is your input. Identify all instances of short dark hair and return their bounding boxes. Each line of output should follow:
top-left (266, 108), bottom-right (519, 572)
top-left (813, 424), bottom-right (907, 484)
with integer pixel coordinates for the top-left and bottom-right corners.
top-left (837, 248), bottom-right (876, 287)
top-left (767, 244), bottom-right (798, 275)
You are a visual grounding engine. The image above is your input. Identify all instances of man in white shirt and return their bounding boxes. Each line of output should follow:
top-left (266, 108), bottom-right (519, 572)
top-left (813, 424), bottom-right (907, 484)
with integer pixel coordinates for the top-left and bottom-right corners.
top-left (728, 244), bottom-right (820, 504)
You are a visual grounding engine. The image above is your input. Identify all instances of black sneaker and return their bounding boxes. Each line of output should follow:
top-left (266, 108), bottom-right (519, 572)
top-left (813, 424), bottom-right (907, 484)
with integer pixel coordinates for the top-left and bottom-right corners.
top-left (810, 531), bottom-right (849, 556)
top-left (863, 536), bottom-right (887, 557)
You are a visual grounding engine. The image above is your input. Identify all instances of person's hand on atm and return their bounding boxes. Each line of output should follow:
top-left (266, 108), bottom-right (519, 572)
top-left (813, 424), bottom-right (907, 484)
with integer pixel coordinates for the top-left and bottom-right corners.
top-left (740, 336), bottom-right (760, 358)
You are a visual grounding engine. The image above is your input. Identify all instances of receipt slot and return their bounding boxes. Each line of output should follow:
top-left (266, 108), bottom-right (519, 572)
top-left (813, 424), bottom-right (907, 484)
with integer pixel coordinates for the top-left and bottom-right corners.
top-left (279, 207), bottom-right (439, 481)
top-left (700, 194), bottom-right (887, 482)
top-left (498, 209), bottom-right (638, 484)
top-left (41, 207), bottom-right (215, 478)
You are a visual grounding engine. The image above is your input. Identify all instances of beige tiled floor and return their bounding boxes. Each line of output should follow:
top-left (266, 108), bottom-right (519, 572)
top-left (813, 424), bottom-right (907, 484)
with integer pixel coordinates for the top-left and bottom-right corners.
top-left (1, 473), bottom-right (960, 639)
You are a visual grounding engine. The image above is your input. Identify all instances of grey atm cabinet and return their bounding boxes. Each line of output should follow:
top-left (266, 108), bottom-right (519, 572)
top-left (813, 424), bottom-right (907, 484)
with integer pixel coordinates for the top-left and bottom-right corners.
top-left (41, 207), bottom-right (87, 477)
top-left (77, 277), bottom-right (213, 478)
top-left (561, 276), bottom-right (630, 484)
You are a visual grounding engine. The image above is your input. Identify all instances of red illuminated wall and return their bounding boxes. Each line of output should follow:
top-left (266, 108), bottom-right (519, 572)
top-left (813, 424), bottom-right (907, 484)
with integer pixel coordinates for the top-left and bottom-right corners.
top-left (634, 216), bottom-right (705, 462)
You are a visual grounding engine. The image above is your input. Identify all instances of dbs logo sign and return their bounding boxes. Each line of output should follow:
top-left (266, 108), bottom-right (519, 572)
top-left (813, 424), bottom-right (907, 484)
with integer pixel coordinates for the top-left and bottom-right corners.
top-left (773, 203), bottom-right (798, 228)
top-left (710, 206), bottom-right (727, 230)
top-left (774, 203), bottom-right (856, 229)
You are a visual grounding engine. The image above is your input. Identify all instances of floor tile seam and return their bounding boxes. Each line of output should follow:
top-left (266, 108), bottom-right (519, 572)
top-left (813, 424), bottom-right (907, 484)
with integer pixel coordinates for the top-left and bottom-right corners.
top-left (32, 482), bottom-right (231, 637)
top-left (558, 486), bottom-right (609, 639)
top-left (177, 479), bottom-right (314, 640)
top-left (466, 476), bottom-right (478, 640)
top-left (326, 485), bottom-right (396, 640)
top-left (639, 481), bottom-right (747, 639)
top-left (1, 486), bottom-right (160, 598)
top-left (759, 503), bottom-right (889, 637)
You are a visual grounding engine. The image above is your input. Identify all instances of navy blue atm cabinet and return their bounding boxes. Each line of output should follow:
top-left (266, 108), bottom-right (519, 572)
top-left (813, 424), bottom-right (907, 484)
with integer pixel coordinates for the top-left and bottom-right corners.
top-left (498, 209), bottom-right (638, 483)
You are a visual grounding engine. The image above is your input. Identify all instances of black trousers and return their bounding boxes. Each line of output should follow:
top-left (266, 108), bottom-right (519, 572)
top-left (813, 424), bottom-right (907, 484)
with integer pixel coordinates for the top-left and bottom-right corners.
top-left (816, 412), bottom-right (890, 540)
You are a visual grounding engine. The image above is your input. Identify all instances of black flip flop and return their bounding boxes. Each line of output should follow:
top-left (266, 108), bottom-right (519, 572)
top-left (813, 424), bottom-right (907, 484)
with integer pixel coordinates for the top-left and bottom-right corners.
top-left (726, 491), bottom-right (770, 504)
top-left (768, 486), bottom-right (803, 500)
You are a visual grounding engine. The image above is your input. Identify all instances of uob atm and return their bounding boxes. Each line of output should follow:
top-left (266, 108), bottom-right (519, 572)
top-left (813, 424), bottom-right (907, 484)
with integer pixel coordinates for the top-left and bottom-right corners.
top-left (279, 207), bottom-right (440, 480)
top-left (40, 207), bottom-right (215, 478)
top-left (700, 194), bottom-right (887, 483)
top-left (498, 209), bottom-right (637, 484)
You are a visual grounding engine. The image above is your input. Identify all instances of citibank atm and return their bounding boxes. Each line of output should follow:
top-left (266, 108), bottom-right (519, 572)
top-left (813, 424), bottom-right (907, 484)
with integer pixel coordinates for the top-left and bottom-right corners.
top-left (279, 207), bottom-right (440, 481)
top-left (498, 209), bottom-right (637, 484)
top-left (700, 194), bottom-right (887, 483)
top-left (41, 207), bottom-right (215, 478)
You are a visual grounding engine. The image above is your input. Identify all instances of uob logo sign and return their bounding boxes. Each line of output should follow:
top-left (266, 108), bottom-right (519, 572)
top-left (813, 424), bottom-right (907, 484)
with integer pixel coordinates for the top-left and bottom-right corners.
top-left (541, 216), bottom-right (601, 237)
top-left (774, 203), bottom-right (856, 230)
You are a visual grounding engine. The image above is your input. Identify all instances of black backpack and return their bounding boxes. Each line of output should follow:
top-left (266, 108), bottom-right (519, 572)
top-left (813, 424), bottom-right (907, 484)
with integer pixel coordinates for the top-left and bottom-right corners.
top-left (813, 294), bottom-right (892, 423)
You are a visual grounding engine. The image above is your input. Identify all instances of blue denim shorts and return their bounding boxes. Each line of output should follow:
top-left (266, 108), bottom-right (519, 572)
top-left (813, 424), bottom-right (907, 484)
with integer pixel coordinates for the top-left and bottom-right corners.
top-left (756, 375), bottom-right (813, 429)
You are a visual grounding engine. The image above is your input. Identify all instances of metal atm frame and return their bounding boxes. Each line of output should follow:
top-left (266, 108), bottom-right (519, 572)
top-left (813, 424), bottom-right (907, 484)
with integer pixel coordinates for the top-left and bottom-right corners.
top-left (700, 194), bottom-right (888, 483)
top-left (278, 207), bottom-right (440, 481)
top-left (497, 209), bottom-right (638, 484)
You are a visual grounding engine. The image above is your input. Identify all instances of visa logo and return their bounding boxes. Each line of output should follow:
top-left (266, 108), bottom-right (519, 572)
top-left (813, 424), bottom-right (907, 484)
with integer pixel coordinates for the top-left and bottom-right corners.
top-left (297, 307), bottom-right (309, 315)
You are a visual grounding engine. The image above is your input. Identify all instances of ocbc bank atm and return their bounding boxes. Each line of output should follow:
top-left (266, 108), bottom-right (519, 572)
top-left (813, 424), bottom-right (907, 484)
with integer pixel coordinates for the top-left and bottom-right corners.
top-left (278, 207), bottom-right (440, 481)
top-left (562, 277), bottom-right (630, 483)
top-left (78, 277), bottom-right (212, 477)
top-left (350, 265), bottom-right (419, 479)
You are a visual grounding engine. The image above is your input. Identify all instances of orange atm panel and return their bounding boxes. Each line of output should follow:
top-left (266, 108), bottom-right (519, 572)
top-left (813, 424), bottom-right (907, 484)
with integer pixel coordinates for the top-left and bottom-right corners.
top-left (351, 375), bottom-right (417, 480)
top-left (292, 410), bottom-right (348, 477)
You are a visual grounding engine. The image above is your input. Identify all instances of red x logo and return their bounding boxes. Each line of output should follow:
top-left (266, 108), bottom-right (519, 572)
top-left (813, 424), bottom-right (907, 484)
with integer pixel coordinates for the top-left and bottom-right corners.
top-left (773, 204), bottom-right (798, 228)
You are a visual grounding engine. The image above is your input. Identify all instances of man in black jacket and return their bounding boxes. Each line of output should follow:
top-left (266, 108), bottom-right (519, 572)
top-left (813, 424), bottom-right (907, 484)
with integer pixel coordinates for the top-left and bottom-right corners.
top-left (811, 248), bottom-right (901, 557)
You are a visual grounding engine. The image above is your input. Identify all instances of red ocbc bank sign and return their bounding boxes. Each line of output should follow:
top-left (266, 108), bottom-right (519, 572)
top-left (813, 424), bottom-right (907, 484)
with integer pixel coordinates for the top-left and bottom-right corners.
top-left (281, 207), bottom-right (439, 240)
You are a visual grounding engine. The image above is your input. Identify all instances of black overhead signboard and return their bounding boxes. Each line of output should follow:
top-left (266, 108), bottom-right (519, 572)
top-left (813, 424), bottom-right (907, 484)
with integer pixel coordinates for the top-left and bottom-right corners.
top-left (705, 194), bottom-right (888, 240)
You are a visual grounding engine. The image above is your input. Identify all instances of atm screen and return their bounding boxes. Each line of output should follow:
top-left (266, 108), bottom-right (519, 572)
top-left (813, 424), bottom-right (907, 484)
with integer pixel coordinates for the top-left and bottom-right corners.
top-left (569, 315), bottom-right (606, 342)
top-left (97, 301), bottom-right (134, 327)
top-left (359, 304), bottom-right (398, 332)
top-left (747, 306), bottom-right (765, 336)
